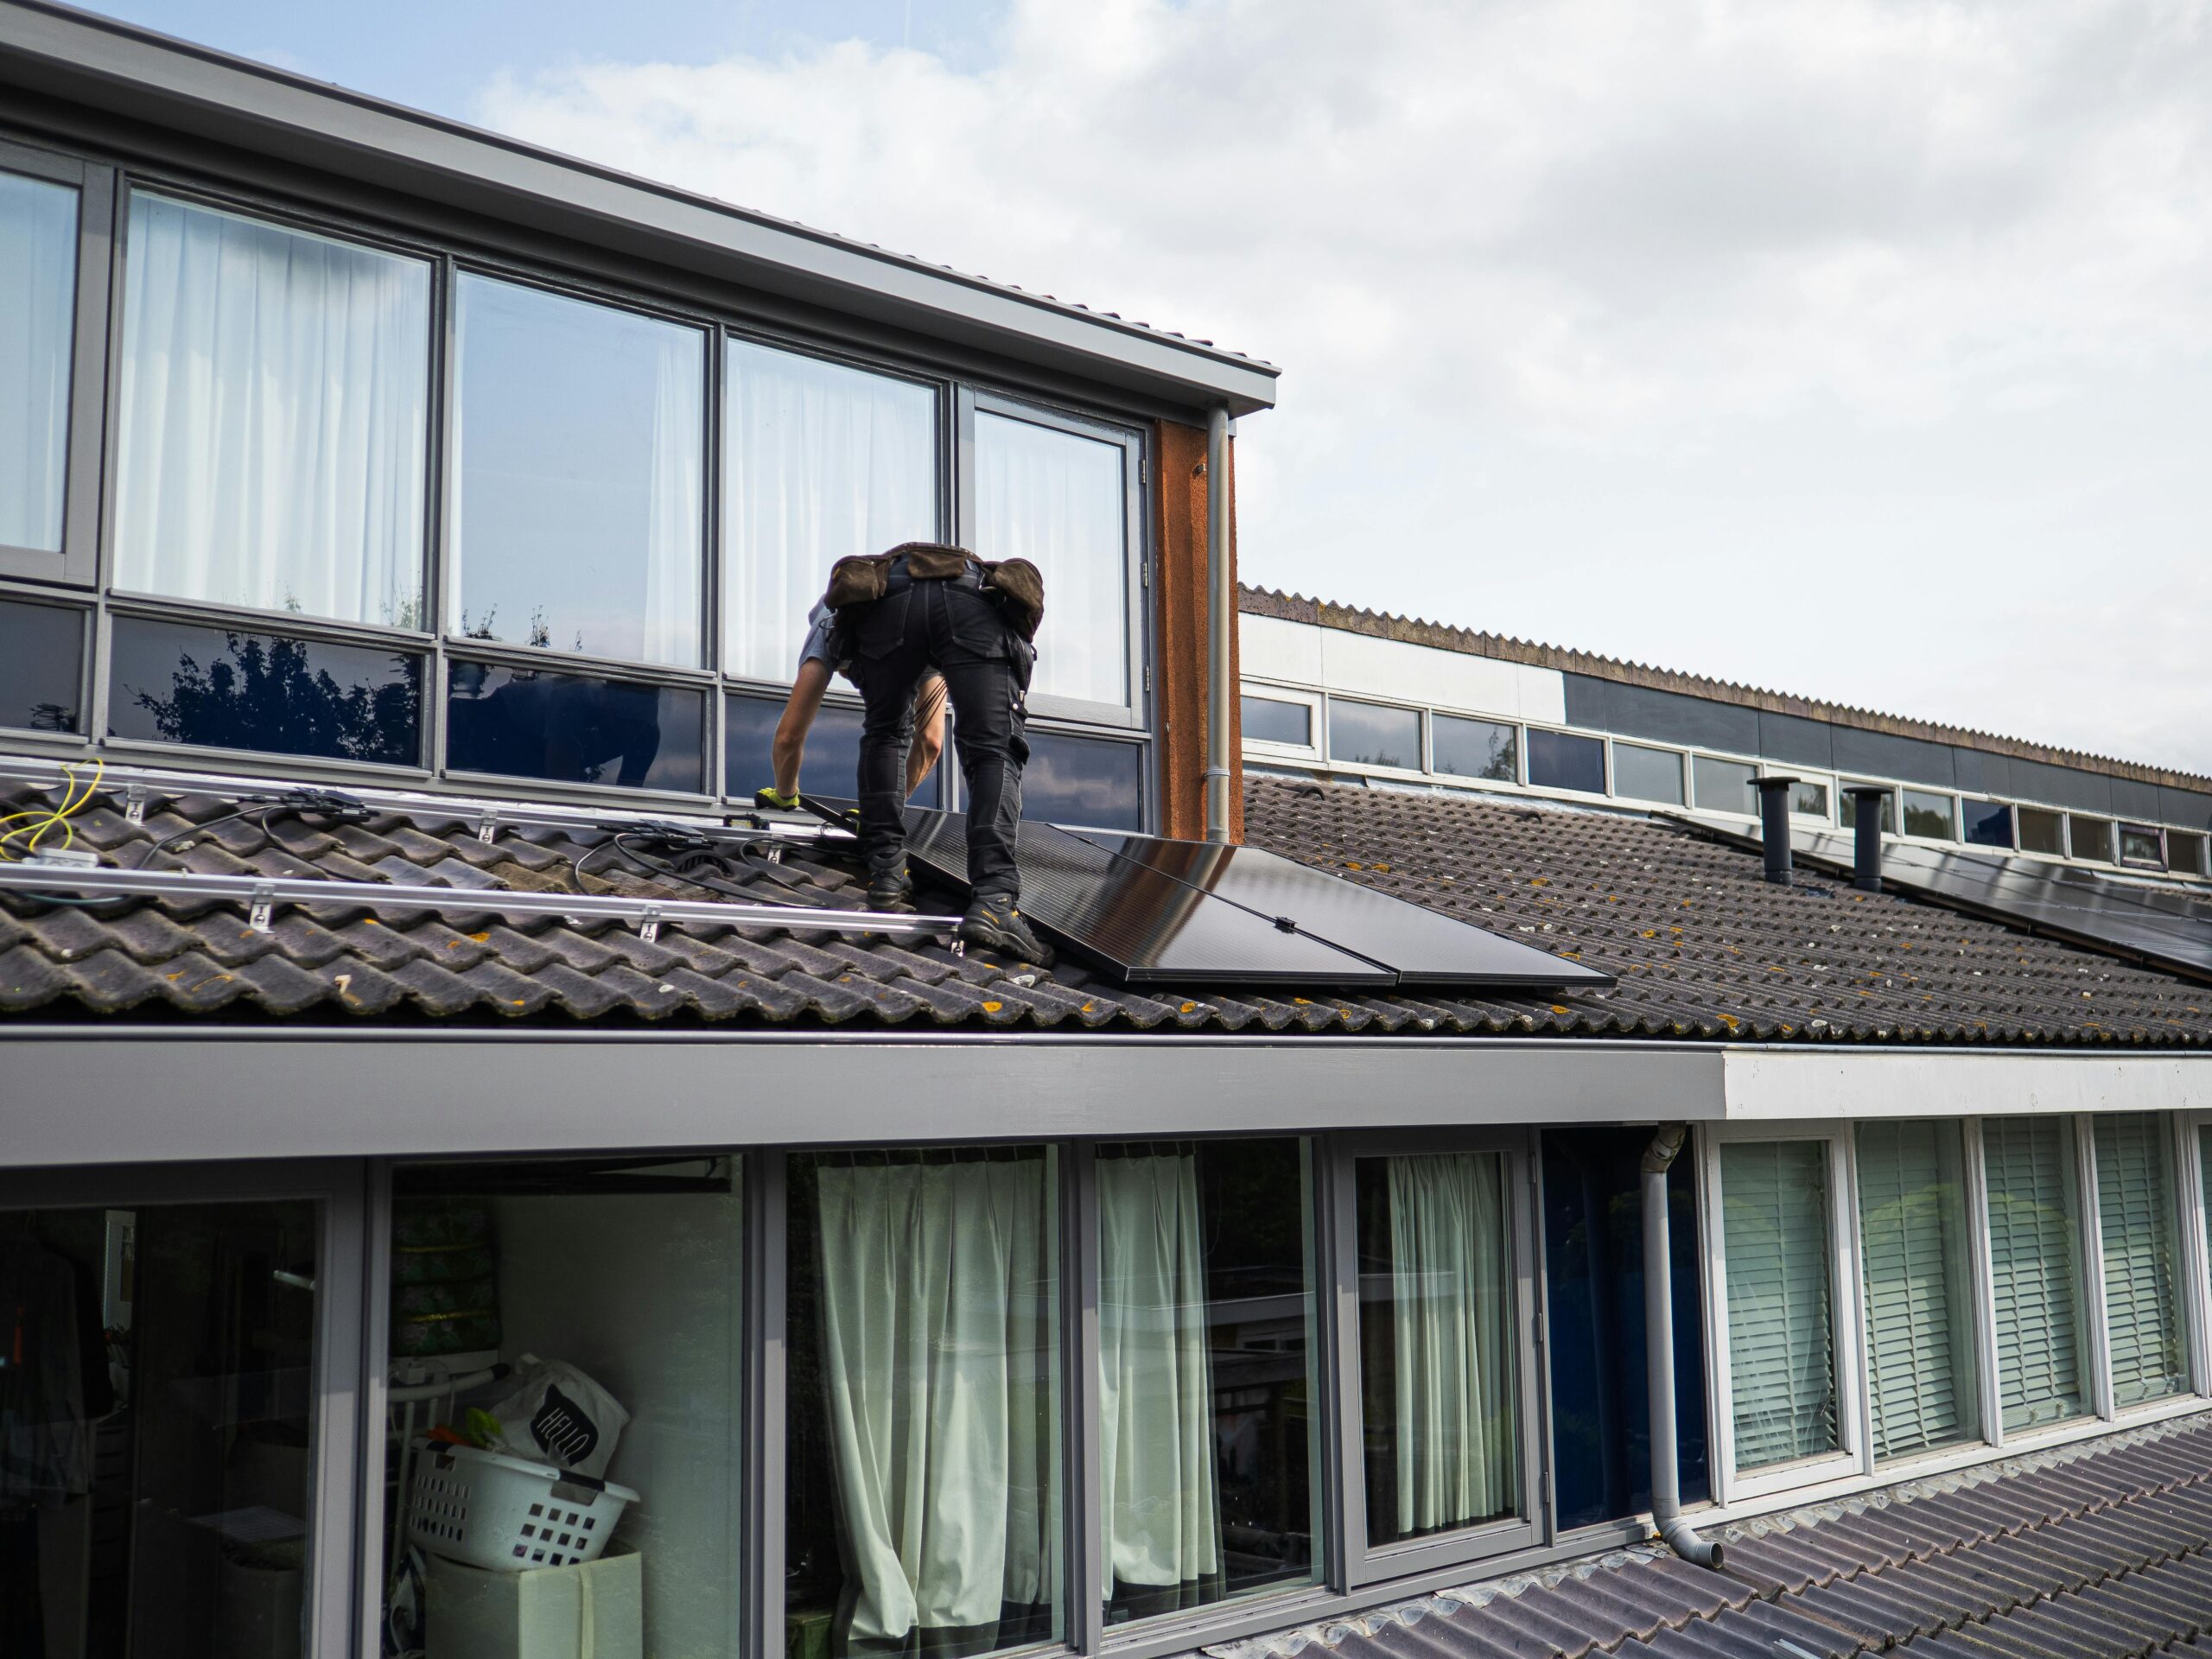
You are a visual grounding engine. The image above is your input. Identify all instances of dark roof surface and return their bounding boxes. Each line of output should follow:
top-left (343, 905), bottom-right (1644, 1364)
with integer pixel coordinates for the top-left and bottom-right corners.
top-left (3, 768), bottom-right (2211, 1043)
top-left (1218, 1414), bottom-right (2212, 1659)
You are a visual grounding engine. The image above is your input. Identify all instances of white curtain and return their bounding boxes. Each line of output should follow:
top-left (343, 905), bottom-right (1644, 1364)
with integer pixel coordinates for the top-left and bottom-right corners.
top-left (1096, 1147), bottom-right (1218, 1594)
top-left (815, 1156), bottom-right (1056, 1644)
top-left (1386, 1153), bottom-right (1516, 1534)
top-left (974, 412), bottom-right (1127, 707)
top-left (724, 340), bottom-right (936, 681)
top-left (0, 168), bottom-right (77, 554)
top-left (113, 192), bottom-right (429, 625)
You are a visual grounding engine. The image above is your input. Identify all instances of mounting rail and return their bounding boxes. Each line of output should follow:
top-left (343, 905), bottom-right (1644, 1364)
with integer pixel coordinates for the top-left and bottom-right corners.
top-left (0, 862), bottom-right (962, 942)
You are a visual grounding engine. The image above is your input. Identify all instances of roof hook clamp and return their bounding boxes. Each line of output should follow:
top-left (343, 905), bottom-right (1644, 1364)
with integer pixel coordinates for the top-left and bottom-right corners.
top-left (123, 782), bottom-right (149, 826)
top-left (247, 881), bottom-right (276, 934)
top-left (638, 904), bottom-right (664, 944)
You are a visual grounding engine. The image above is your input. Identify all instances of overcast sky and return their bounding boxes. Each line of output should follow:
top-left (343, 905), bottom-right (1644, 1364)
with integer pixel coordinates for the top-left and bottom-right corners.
top-left (92, 0), bottom-right (2212, 772)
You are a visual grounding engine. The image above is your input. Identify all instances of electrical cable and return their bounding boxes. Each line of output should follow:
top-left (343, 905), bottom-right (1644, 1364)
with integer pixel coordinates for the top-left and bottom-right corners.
top-left (0, 759), bottom-right (104, 860)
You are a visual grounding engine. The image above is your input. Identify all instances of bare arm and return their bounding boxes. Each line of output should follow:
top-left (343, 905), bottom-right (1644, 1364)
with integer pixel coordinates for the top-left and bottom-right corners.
top-left (772, 658), bottom-right (833, 798)
top-left (906, 672), bottom-right (949, 797)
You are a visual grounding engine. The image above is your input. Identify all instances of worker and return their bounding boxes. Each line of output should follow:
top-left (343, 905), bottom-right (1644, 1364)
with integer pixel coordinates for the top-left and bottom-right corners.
top-left (828, 541), bottom-right (1051, 965)
top-left (753, 601), bottom-right (946, 810)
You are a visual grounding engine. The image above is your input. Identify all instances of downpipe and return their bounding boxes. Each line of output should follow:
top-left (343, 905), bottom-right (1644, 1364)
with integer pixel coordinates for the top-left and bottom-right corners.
top-left (1643, 1123), bottom-right (1724, 1568)
top-left (1203, 405), bottom-right (1234, 844)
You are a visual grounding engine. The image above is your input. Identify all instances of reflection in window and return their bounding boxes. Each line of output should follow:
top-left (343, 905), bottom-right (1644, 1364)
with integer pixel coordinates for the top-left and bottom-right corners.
top-left (2018, 806), bottom-right (2065, 856)
top-left (1527, 729), bottom-right (1605, 795)
top-left (1720, 1141), bottom-right (1837, 1471)
top-left (725, 692), bottom-right (941, 809)
top-left (1099, 1139), bottom-right (1316, 1624)
top-left (447, 660), bottom-right (702, 792)
top-left (1855, 1122), bottom-right (1979, 1459)
top-left (454, 276), bottom-right (704, 667)
top-left (2170, 830), bottom-right (2207, 878)
top-left (114, 194), bottom-right (430, 625)
top-left (0, 597), bottom-right (83, 733)
top-left (1432, 715), bottom-right (1516, 783)
top-left (725, 341), bottom-right (937, 683)
top-left (1357, 1152), bottom-right (1518, 1545)
top-left (0, 1200), bottom-right (320, 1657)
top-left (1961, 798), bottom-right (2013, 849)
top-left (2069, 816), bottom-right (2114, 862)
top-left (1901, 790), bottom-right (1955, 840)
top-left (1839, 784), bottom-right (1897, 834)
top-left (788, 1147), bottom-right (1061, 1658)
top-left (0, 168), bottom-right (77, 554)
top-left (2119, 823), bottom-right (2164, 868)
top-left (1328, 701), bottom-right (1420, 770)
top-left (1790, 779), bottom-right (1829, 820)
top-left (2094, 1115), bottom-right (2186, 1408)
top-left (1021, 731), bottom-right (1143, 830)
top-left (1983, 1116), bottom-right (2088, 1432)
top-left (1241, 695), bottom-right (1311, 748)
top-left (109, 614), bottom-right (422, 764)
top-left (1611, 743), bottom-right (1683, 805)
top-left (976, 412), bottom-right (1127, 707)
top-left (1693, 756), bottom-right (1757, 815)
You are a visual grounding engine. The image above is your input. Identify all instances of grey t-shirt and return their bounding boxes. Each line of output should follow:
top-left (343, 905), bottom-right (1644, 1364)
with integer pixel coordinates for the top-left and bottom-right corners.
top-left (798, 601), bottom-right (841, 671)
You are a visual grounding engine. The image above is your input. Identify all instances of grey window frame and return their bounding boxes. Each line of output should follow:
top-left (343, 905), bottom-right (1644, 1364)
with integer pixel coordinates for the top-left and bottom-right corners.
top-left (0, 586), bottom-right (94, 739)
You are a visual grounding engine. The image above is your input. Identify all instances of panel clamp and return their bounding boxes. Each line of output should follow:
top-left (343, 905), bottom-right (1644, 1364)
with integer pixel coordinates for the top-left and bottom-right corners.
top-left (638, 904), bottom-right (664, 944)
top-left (247, 881), bottom-right (276, 934)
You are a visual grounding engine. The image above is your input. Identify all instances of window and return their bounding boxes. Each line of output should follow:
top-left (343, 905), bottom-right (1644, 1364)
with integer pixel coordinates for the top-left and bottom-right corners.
top-left (724, 340), bottom-right (938, 683)
top-left (1242, 694), bottom-right (1313, 749)
top-left (724, 692), bottom-right (943, 809)
top-left (2019, 806), bottom-right (2066, 856)
top-left (1611, 742), bottom-right (1684, 806)
top-left (2171, 830), bottom-right (2208, 878)
top-left (1961, 798), bottom-right (2013, 849)
top-left (446, 659), bottom-right (704, 792)
top-left (1527, 728), bottom-right (1605, 795)
top-left (788, 1147), bottom-right (1061, 1657)
top-left (1432, 714), bottom-right (1516, 783)
top-left (453, 275), bottom-right (704, 667)
top-left (2120, 823), bottom-right (2165, 868)
top-left (975, 409), bottom-right (1130, 710)
top-left (1328, 701), bottom-right (1421, 770)
top-left (1789, 778), bottom-right (1830, 820)
top-left (1099, 1139), bottom-right (1319, 1624)
top-left (114, 194), bottom-right (432, 626)
top-left (2093, 1115), bottom-right (2187, 1408)
top-left (1718, 1141), bottom-right (1839, 1472)
top-left (2069, 816), bottom-right (2114, 862)
top-left (1855, 1122), bottom-right (1980, 1459)
top-left (0, 596), bottom-right (84, 733)
top-left (1982, 1117), bottom-right (2088, 1432)
top-left (1839, 784), bottom-right (1897, 834)
top-left (1901, 790), bottom-right (1955, 840)
top-left (1022, 730), bottom-right (1143, 830)
top-left (1693, 755), bottom-right (1757, 815)
top-left (0, 165), bottom-right (77, 557)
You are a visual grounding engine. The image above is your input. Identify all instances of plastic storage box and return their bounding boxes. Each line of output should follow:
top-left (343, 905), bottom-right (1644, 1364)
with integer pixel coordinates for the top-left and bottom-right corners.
top-left (424, 1544), bottom-right (642, 1659)
top-left (406, 1440), bottom-right (638, 1572)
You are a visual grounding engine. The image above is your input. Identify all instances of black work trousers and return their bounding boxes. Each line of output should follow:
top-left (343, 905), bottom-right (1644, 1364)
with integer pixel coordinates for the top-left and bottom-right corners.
top-left (848, 569), bottom-right (1032, 902)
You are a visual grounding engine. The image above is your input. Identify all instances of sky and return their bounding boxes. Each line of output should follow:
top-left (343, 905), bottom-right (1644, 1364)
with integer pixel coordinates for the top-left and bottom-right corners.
top-left (86, 0), bottom-right (2212, 773)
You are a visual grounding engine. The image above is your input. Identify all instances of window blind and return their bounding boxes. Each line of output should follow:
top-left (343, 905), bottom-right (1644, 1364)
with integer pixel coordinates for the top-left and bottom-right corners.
top-left (1855, 1122), bottom-right (1978, 1460)
top-left (2094, 1114), bottom-right (2186, 1408)
top-left (1720, 1141), bottom-right (1837, 1471)
top-left (1982, 1117), bottom-right (2085, 1431)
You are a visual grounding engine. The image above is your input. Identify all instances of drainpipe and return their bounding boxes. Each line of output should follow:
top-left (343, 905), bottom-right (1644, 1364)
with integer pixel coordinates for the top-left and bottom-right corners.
top-left (1203, 406), bottom-right (1233, 844)
top-left (1643, 1123), bottom-right (1724, 1568)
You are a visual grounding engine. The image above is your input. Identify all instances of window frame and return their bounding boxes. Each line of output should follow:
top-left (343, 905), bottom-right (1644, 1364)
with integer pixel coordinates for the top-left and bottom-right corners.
top-left (1610, 739), bottom-right (1688, 808)
top-left (1324, 695), bottom-right (1427, 778)
top-left (1239, 682), bottom-right (1324, 763)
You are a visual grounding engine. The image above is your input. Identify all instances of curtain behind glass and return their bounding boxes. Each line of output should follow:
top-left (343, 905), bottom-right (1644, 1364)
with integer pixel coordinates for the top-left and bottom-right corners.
top-left (114, 193), bottom-right (429, 626)
top-left (1855, 1122), bottom-right (1979, 1460)
top-left (2094, 1115), bottom-right (2186, 1408)
top-left (725, 341), bottom-right (936, 681)
top-left (1096, 1146), bottom-right (1219, 1599)
top-left (1720, 1141), bottom-right (1837, 1471)
top-left (974, 412), bottom-right (1127, 707)
top-left (813, 1154), bottom-right (1058, 1649)
top-left (1983, 1116), bottom-right (2087, 1431)
top-left (0, 169), bottom-right (76, 554)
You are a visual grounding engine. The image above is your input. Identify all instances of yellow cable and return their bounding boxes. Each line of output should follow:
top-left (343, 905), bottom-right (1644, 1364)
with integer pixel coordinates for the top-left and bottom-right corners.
top-left (0, 760), bottom-right (103, 860)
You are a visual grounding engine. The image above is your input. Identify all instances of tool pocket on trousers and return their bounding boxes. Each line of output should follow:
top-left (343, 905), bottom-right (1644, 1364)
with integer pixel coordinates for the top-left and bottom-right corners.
top-left (850, 589), bottom-right (912, 659)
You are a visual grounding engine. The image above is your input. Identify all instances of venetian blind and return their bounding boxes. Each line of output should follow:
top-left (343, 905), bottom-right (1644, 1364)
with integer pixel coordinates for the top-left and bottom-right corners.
top-left (1856, 1122), bottom-right (1974, 1460)
top-left (1721, 1141), bottom-right (1838, 1471)
top-left (2095, 1114), bottom-right (2186, 1408)
top-left (1983, 1117), bottom-right (2085, 1432)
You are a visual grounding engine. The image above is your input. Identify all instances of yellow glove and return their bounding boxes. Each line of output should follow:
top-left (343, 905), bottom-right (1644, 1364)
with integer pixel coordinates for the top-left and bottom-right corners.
top-left (754, 785), bottom-right (802, 811)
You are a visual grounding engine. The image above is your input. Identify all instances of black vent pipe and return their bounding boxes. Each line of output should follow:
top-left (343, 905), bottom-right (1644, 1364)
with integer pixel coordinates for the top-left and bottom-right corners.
top-left (1846, 785), bottom-right (1890, 892)
top-left (1752, 775), bottom-right (1797, 885)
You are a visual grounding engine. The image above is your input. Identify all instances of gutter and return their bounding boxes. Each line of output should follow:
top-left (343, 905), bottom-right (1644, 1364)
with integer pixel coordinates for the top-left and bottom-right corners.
top-left (1642, 1123), bottom-right (1722, 1567)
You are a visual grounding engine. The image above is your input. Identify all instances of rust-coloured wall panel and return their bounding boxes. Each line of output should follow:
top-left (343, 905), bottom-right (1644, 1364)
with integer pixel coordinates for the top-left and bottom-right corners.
top-left (1153, 419), bottom-right (1242, 842)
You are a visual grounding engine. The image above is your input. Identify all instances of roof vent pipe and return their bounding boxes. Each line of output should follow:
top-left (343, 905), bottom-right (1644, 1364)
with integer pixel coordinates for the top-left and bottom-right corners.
top-left (1845, 785), bottom-right (1889, 893)
top-left (1752, 775), bottom-right (1797, 885)
top-left (1204, 406), bottom-right (1234, 844)
top-left (1642, 1124), bottom-right (1723, 1569)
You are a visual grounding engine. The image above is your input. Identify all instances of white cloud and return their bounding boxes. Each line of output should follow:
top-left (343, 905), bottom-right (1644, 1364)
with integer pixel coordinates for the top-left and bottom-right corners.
top-left (476, 0), bottom-right (2212, 772)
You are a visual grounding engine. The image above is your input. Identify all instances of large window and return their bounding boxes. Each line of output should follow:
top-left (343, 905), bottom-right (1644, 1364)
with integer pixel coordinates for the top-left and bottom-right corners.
top-left (2093, 1115), bottom-right (2187, 1408)
top-left (1693, 756), bottom-right (1757, 815)
top-left (1982, 1116), bottom-right (2089, 1432)
top-left (1611, 742), bottom-right (1684, 806)
top-left (1432, 714), bottom-right (1516, 783)
top-left (0, 164), bottom-right (77, 557)
top-left (1527, 728), bottom-right (1605, 795)
top-left (1717, 1141), bottom-right (1839, 1473)
top-left (1855, 1122), bottom-right (1980, 1460)
top-left (1328, 700), bottom-right (1421, 770)
top-left (114, 193), bottom-right (431, 626)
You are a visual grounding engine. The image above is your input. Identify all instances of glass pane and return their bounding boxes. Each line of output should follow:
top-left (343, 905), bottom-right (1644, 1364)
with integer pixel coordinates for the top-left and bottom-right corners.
top-left (724, 691), bottom-right (942, 809)
top-left (1328, 701), bottom-right (1420, 770)
top-left (1527, 729), bottom-right (1605, 795)
top-left (0, 596), bottom-right (84, 732)
top-left (788, 1147), bottom-right (1061, 1657)
top-left (2069, 816), bottom-right (2113, 862)
top-left (109, 613), bottom-right (423, 765)
top-left (0, 168), bottom-right (77, 554)
top-left (1901, 790), bottom-right (1955, 840)
top-left (115, 193), bottom-right (430, 625)
top-left (1022, 730), bottom-right (1143, 830)
top-left (2094, 1115), bottom-right (2186, 1407)
top-left (1433, 714), bottom-right (1516, 783)
top-left (1983, 1116), bottom-right (2088, 1431)
top-left (447, 659), bottom-right (702, 792)
top-left (454, 276), bottom-right (704, 667)
top-left (1839, 784), bottom-right (1897, 833)
top-left (1098, 1138), bottom-right (1318, 1624)
top-left (1241, 694), bottom-right (1311, 748)
top-left (1611, 743), bottom-right (1684, 805)
top-left (1356, 1151), bottom-right (1520, 1545)
top-left (1693, 756), bottom-right (1756, 814)
top-left (1719, 1141), bottom-right (1837, 1471)
top-left (2120, 823), bottom-right (2164, 867)
top-left (976, 411), bottom-right (1127, 707)
top-left (380, 1158), bottom-right (742, 1657)
top-left (1962, 798), bottom-right (2013, 848)
top-left (725, 340), bottom-right (938, 683)
top-left (0, 1199), bottom-right (320, 1657)
top-left (1855, 1122), bottom-right (1980, 1459)
top-left (2019, 806), bottom-right (2066, 856)
top-left (2170, 830), bottom-right (2207, 877)
top-left (1790, 779), bottom-right (1829, 820)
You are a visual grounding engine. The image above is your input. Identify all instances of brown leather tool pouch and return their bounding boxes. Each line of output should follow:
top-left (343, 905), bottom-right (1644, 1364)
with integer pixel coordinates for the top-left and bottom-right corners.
top-left (981, 558), bottom-right (1045, 641)
top-left (899, 543), bottom-right (973, 581)
top-left (824, 554), bottom-right (889, 609)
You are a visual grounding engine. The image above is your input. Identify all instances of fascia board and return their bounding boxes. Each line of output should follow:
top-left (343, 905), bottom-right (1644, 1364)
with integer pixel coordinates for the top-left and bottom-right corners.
top-left (1724, 1046), bottom-right (2212, 1122)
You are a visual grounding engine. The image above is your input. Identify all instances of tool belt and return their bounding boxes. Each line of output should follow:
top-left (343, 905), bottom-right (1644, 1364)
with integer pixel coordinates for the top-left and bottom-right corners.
top-left (823, 542), bottom-right (1045, 641)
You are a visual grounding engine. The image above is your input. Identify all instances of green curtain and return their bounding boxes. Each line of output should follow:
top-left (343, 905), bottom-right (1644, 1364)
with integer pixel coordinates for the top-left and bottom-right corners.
top-left (1982, 1116), bottom-right (2086, 1432)
top-left (1855, 1122), bottom-right (1978, 1459)
top-left (2094, 1115), bottom-right (2186, 1408)
top-left (1721, 1141), bottom-right (1837, 1471)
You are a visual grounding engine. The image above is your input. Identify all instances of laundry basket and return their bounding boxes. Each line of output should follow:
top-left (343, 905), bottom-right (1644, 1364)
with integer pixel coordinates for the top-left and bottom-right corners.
top-left (405, 1440), bottom-right (639, 1573)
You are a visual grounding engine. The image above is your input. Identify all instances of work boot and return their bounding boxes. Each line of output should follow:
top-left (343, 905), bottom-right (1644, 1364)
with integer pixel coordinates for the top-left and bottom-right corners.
top-left (866, 869), bottom-right (917, 914)
top-left (959, 896), bottom-right (1054, 967)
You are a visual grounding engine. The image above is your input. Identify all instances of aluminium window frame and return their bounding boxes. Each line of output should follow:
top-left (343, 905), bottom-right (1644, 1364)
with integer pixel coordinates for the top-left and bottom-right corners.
top-left (2083, 1109), bottom-right (2198, 1415)
top-left (1237, 683), bottom-right (1323, 764)
top-left (1322, 693), bottom-right (1427, 779)
top-left (1608, 738), bottom-right (1688, 809)
top-left (2176, 1113), bottom-right (2212, 1399)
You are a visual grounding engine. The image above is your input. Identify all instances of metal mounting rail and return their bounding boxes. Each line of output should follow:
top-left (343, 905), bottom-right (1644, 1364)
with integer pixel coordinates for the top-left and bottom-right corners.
top-left (0, 862), bottom-right (961, 942)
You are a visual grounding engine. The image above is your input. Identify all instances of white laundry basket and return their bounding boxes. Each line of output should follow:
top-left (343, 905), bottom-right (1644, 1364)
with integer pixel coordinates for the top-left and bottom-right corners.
top-left (406, 1440), bottom-right (639, 1573)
